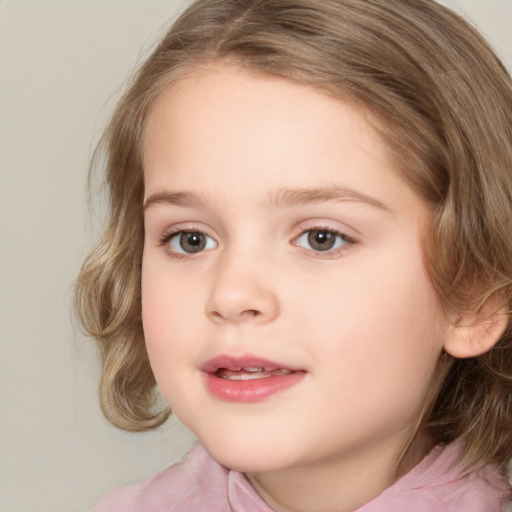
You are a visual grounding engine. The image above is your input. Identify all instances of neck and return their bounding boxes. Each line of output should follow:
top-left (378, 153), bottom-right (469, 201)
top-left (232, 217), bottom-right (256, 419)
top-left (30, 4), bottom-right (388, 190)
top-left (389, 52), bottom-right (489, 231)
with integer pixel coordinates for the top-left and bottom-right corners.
top-left (246, 431), bottom-right (433, 512)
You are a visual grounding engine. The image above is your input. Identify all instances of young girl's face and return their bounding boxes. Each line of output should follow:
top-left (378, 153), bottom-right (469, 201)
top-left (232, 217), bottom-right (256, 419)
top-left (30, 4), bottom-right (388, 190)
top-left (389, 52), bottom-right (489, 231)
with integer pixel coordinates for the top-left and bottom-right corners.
top-left (141, 65), bottom-right (452, 480)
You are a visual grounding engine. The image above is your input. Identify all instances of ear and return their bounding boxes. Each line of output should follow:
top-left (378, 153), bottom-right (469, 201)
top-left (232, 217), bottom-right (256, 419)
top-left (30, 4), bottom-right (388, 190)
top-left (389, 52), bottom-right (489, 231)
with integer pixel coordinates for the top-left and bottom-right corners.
top-left (444, 298), bottom-right (509, 359)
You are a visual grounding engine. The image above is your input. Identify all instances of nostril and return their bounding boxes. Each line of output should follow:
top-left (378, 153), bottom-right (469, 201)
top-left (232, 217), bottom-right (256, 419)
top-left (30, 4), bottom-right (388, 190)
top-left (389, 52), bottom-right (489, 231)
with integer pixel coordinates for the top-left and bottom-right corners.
top-left (208, 307), bottom-right (263, 323)
top-left (242, 309), bottom-right (260, 318)
top-left (209, 309), bottom-right (262, 323)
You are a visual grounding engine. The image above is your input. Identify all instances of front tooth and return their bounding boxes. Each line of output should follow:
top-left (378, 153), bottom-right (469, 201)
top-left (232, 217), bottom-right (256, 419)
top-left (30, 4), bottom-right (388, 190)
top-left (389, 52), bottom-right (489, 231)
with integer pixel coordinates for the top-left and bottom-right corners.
top-left (240, 372), bottom-right (267, 380)
top-left (243, 367), bottom-right (262, 372)
top-left (226, 372), bottom-right (267, 380)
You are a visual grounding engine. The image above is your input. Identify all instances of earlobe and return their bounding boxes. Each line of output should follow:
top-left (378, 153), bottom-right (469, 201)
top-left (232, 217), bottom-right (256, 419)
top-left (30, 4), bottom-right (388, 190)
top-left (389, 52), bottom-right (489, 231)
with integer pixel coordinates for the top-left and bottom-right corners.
top-left (444, 304), bottom-right (509, 359)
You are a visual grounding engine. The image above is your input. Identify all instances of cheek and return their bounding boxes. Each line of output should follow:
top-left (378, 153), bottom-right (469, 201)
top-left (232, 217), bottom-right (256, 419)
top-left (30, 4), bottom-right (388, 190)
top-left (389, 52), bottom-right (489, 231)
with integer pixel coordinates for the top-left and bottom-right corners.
top-left (142, 251), bottom-right (203, 333)
top-left (141, 259), bottom-right (200, 389)
top-left (298, 248), bottom-right (445, 396)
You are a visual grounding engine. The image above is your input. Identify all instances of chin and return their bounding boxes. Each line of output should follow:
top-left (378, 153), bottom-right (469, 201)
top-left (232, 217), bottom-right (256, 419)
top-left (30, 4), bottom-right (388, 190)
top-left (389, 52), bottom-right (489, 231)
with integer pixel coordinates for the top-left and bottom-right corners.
top-left (201, 436), bottom-right (296, 474)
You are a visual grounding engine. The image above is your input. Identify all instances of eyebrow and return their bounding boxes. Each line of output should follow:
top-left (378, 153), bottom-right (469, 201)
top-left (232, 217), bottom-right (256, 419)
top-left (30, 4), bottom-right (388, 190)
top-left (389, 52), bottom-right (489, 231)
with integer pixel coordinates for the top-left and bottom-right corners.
top-left (267, 186), bottom-right (390, 211)
top-left (144, 191), bottom-right (208, 211)
top-left (143, 186), bottom-right (390, 212)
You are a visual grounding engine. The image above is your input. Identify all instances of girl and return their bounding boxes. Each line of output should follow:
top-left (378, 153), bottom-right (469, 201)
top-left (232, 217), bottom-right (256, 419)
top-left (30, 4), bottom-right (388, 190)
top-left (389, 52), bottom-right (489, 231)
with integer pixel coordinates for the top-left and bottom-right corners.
top-left (75, 0), bottom-right (512, 510)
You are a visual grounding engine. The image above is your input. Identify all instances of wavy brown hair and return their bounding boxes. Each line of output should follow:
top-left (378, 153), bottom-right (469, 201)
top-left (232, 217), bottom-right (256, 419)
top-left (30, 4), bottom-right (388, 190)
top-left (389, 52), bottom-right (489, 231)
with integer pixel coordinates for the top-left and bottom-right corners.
top-left (75, 0), bottom-right (512, 474)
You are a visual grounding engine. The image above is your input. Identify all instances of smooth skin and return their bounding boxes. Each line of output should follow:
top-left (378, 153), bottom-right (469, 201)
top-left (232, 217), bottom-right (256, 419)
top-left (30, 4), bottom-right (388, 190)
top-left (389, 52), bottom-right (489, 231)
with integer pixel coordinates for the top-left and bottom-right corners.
top-left (141, 65), bottom-right (493, 512)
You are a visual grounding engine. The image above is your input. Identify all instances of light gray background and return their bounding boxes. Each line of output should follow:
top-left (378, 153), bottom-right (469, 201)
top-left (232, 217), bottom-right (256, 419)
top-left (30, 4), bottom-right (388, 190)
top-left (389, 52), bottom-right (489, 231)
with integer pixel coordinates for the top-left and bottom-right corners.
top-left (1, 1), bottom-right (511, 511)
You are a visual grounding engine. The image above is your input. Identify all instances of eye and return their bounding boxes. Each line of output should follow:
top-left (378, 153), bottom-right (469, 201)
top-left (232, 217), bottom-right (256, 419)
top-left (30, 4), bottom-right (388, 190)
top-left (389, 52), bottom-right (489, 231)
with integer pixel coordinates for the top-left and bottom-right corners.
top-left (295, 228), bottom-right (353, 253)
top-left (165, 230), bottom-right (217, 254)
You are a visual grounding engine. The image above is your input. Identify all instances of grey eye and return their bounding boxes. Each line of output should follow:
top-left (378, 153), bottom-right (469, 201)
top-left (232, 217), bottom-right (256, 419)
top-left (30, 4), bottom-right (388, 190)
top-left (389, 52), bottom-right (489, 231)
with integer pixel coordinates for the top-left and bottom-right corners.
top-left (296, 229), bottom-right (348, 252)
top-left (169, 231), bottom-right (217, 254)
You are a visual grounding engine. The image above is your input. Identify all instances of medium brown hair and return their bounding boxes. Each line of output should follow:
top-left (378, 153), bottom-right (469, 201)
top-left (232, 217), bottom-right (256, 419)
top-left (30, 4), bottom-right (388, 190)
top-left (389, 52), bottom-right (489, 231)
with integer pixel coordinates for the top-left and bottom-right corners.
top-left (75, 0), bottom-right (512, 473)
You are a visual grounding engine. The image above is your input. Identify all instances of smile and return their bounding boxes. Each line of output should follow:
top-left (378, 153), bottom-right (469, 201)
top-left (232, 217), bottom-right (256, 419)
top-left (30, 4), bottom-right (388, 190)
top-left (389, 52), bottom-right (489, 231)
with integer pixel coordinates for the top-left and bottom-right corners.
top-left (216, 368), bottom-right (294, 380)
top-left (201, 355), bottom-right (306, 402)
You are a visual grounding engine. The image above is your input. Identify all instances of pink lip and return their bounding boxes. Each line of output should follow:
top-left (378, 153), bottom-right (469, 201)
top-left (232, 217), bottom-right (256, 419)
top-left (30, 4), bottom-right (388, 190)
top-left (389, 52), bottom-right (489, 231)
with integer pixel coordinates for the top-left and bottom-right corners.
top-left (200, 354), bottom-right (306, 403)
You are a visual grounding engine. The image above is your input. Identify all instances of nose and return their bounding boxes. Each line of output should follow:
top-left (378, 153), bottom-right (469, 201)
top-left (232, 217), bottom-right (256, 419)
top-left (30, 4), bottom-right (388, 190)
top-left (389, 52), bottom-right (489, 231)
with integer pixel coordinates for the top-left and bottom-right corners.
top-left (205, 250), bottom-right (280, 325)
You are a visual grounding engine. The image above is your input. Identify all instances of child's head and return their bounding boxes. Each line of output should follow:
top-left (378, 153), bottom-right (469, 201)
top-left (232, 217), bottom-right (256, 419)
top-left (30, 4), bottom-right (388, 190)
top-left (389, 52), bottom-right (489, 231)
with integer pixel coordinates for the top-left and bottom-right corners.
top-left (76, 0), bottom-right (512, 478)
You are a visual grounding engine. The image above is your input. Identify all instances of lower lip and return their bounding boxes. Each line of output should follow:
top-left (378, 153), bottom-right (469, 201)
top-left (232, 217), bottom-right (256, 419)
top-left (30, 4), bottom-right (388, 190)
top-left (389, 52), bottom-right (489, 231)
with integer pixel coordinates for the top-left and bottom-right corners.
top-left (203, 371), bottom-right (306, 403)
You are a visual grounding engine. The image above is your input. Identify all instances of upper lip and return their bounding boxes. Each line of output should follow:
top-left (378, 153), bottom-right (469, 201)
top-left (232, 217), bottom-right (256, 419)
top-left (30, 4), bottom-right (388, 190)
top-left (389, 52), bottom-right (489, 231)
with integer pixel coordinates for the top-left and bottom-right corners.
top-left (200, 354), bottom-right (302, 374)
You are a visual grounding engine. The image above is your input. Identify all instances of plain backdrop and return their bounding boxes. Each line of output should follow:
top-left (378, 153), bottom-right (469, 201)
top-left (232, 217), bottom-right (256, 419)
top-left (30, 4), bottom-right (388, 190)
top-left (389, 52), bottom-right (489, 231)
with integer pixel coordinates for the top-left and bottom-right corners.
top-left (1, 1), bottom-right (511, 511)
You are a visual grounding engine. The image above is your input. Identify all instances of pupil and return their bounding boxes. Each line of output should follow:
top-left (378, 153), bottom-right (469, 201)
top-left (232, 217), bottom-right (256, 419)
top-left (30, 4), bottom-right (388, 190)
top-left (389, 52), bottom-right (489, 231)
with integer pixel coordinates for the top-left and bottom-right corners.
top-left (188, 234), bottom-right (201, 246)
top-left (181, 232), bottom-right (205, 253)
top-left (308, 230), bottom-right (335, 251)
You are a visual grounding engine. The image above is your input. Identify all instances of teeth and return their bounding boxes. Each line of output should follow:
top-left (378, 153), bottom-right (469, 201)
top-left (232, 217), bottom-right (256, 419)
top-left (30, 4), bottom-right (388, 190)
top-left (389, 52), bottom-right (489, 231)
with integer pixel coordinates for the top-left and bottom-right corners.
top-left (218, 368), bottom-right (294, 380)
top-left (225, 372), bottom-right (267, 380)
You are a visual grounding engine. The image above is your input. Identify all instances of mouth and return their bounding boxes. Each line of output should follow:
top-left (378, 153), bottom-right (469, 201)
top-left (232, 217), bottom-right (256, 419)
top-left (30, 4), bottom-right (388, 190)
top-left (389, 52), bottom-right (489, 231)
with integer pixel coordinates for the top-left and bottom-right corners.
top-left (216, 367), bottom-right (295, 380)
top-left (201, 355), bottom-right (306, 402)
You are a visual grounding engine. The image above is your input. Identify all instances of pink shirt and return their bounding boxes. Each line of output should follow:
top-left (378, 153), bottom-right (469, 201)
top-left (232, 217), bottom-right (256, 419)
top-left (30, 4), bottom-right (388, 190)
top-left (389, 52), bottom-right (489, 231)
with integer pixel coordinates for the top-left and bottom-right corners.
top-left (92, 442), bottom-right (510, 511)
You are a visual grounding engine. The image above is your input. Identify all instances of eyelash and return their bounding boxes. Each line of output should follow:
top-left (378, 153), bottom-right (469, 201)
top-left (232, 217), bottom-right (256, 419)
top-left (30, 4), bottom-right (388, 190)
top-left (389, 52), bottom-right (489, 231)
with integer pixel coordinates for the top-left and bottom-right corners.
top-left (159, 229), bottom-right (217, 259)
top-left (158, 226), bottom-right (356, 259)
top-left (293, 227), bottom-right (356, 258)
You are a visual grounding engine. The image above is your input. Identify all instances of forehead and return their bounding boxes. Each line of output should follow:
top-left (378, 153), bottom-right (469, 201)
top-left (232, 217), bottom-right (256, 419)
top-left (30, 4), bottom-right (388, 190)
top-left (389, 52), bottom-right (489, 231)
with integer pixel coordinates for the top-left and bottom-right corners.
top-left (143, 64), bottom-right (383, 158)
top-left (141, 65), bottom-right (425, 219)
